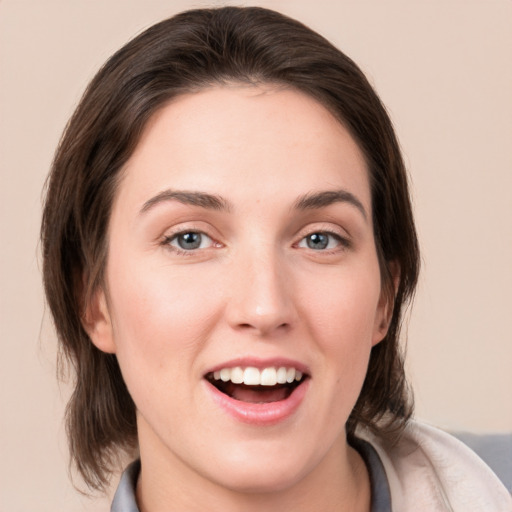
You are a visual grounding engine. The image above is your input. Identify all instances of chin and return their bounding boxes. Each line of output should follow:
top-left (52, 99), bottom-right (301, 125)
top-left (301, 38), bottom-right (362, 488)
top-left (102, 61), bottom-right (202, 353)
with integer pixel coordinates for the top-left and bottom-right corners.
top-left (211, 464), bottom-right (306, 495)
top-left (198, 440), bottom-right (321, 495)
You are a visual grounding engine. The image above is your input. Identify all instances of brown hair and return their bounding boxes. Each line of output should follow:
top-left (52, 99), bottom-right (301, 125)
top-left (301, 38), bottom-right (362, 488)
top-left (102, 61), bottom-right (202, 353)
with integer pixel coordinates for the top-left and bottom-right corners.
top-left (41, 6), bottom-right (419, 491)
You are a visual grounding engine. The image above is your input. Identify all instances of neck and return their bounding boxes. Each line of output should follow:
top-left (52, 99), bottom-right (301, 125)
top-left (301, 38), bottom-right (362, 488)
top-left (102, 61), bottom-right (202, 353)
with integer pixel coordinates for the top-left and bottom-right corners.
top-left (135, 432), bottom-right (371, 512)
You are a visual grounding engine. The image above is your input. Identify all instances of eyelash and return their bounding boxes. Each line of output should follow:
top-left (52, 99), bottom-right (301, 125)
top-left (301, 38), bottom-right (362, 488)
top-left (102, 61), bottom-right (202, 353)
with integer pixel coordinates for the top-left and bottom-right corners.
top-left (296, 231), bottom-right (350, 253)
top-left (161, 227), bottom-right (351, 256)
top-left (161, 230), bottom-right (219, 256)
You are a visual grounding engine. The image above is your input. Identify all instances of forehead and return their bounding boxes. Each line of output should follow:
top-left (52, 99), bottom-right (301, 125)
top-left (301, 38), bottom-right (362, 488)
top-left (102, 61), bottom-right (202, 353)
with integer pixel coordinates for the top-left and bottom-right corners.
top-left (117, 85), bottom-right (371, 214)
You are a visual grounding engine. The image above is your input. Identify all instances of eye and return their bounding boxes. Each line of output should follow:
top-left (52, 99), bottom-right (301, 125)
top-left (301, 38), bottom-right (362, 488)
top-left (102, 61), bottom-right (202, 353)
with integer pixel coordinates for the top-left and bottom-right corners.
top-left (165, 231), bottom-right (215, 251)
top-left (297, 232), bottom-right (344, 251)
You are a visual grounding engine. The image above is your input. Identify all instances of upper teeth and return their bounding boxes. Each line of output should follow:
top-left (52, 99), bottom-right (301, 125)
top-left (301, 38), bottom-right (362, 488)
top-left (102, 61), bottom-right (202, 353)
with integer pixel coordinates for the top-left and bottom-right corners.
top-left (212, 367), bottom-right (303, 386)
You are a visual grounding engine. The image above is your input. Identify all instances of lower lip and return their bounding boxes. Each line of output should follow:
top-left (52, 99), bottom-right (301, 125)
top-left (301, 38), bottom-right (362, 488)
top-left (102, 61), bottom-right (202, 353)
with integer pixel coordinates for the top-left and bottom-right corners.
top-left (205, 379), bottom-right (309, 426)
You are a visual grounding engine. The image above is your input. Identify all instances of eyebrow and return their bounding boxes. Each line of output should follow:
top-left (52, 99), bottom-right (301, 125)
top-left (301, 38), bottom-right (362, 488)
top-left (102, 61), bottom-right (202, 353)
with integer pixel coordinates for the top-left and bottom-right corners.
top-left (140, 190), bottom-right (232, 214)
top-left (293, 190), bottom-right (368, 220)
top-left (139, 188), bottom-right (367, 220)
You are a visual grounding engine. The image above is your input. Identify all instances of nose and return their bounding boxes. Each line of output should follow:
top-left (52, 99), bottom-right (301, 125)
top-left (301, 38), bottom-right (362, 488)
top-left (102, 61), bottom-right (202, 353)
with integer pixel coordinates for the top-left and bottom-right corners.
top-left (225, 248), bottom-right (297, 337)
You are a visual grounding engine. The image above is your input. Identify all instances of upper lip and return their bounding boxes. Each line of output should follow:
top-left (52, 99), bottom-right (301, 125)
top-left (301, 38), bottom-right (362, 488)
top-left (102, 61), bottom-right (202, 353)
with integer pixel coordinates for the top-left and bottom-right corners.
top-left (204, 357), bottom-right (310, 377)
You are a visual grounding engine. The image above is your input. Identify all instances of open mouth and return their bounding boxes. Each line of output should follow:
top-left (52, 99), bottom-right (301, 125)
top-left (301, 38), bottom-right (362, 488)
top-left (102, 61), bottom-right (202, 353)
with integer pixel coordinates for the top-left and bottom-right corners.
top-left (205, 366), bottom-right (308, 404)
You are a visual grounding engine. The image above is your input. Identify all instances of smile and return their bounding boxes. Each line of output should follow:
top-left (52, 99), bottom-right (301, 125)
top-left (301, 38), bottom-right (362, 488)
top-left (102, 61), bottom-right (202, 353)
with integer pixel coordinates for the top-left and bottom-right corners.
top-left (204, 361), bottom-right (310, 425)
top-left (206, 366), bottom-right (306, 404)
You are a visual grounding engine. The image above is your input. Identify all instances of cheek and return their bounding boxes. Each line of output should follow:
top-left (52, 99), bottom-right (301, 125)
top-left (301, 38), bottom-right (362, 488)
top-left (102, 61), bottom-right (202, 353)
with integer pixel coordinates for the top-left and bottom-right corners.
top-left (106, 258), bottom-right (222, 387)
top-left (297, 263), bottom-right (382, 389)
top-left (299, 264), bottom-right (382, 343)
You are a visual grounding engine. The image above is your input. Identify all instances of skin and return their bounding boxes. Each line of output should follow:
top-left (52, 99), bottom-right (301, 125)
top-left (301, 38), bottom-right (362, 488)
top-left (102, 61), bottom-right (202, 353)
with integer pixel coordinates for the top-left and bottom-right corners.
top-left (85, 85), bottom-right (393, 512)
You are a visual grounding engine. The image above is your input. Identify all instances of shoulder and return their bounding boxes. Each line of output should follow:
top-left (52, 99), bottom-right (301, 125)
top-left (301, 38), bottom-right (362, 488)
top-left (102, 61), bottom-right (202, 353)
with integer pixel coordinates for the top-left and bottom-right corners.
top-left (449, 430), bottom-right (512, 493)
top-left (356, 420), bottom-right (512, 512)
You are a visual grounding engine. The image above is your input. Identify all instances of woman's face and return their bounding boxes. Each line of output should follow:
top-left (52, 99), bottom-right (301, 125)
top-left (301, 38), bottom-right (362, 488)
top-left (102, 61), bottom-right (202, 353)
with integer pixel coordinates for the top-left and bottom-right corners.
top-left (88, 86), bottom-right (390, 494)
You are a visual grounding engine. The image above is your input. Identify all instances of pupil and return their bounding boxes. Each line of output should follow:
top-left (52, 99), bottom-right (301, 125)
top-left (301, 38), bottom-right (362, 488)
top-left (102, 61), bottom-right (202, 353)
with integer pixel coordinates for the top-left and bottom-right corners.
top-left (307, 233), bottom-right (328, 250)
top-left (178, 232), bottom-right (201, 250)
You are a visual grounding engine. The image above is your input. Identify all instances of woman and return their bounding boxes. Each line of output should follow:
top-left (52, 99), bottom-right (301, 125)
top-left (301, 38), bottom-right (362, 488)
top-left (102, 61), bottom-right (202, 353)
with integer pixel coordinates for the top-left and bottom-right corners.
top-left (41, 6), bottom-right (511, 511)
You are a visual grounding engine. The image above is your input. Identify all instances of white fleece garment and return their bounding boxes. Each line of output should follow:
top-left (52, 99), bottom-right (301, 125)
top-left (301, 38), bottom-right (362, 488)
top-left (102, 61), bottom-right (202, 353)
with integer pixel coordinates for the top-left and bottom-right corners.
top-left (358, 420), bottom-right (512, 512)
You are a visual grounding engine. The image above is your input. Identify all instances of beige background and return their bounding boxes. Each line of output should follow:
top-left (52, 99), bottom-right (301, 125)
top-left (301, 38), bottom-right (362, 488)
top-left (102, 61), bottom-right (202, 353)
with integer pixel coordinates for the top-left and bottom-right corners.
top-left (1, 0), bottom-right (511, 510)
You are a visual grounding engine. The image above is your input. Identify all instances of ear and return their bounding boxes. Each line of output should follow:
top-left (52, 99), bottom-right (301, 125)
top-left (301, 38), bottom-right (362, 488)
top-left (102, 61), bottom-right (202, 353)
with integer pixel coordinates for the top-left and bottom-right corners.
top-left (372, 261), bottom-right (400, 347)
top-left (82, 287), bottom-right (117, 354)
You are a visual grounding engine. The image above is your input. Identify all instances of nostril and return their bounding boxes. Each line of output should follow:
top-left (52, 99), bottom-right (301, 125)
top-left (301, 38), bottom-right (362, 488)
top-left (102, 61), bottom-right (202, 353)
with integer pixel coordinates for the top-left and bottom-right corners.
top-left (236, 321), bottom-right (291, 334)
